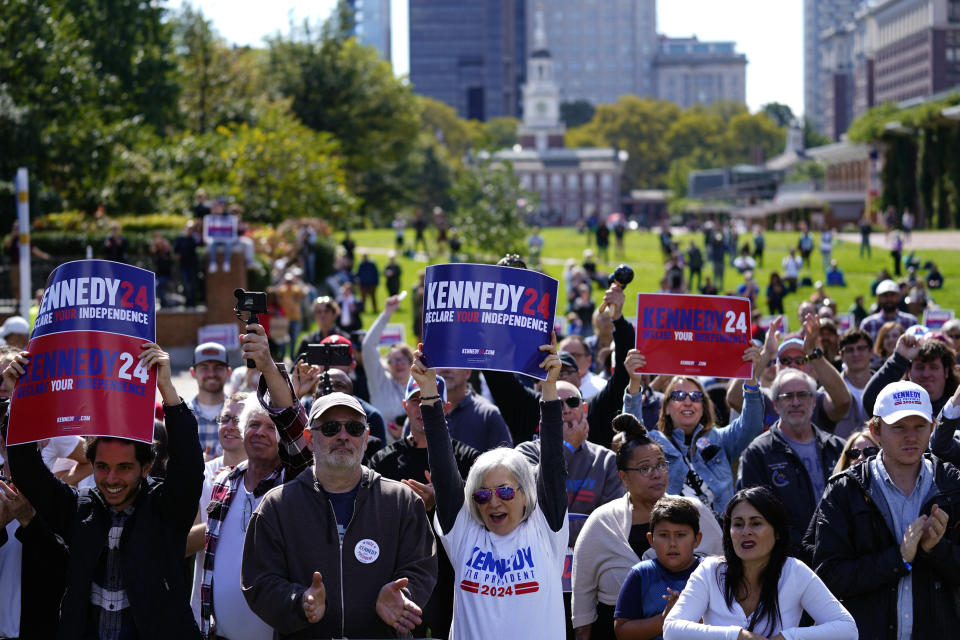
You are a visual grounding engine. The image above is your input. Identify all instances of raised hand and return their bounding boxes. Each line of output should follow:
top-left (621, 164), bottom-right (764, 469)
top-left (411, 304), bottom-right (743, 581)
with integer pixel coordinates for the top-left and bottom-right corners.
top-left (762, 316), bottom-right (782, 364)
top-left (411, 344), bottom-right (439, 399)
top-left (376, 577), bottom-right (423, 634)
top-left (239, 324), bottom-right (273, 372)
top-left (402, 473), bottom-right (436, 512)
top-left (140, 342), bottom-right (177, 405)
top-left (302, 571), bottom-right (326, 624)
top-left (539, 334), bottom-right (561, 401)
top-left (895, 332), bottom-right (921, 362)
top-left (384, 294), bottom-right (403, 316)
top-left (0, 480), bottom-right (35, 527)
top-left (742, 344), bottom-right (762, 384)
top-left (801, 313), bottom-right (820, 354)
top-left (662, 587), bottom-right (680, 618)
top-left (599, 283), bottom-right (626, 320)
top-left (0, 351), bottom-right (28, 395)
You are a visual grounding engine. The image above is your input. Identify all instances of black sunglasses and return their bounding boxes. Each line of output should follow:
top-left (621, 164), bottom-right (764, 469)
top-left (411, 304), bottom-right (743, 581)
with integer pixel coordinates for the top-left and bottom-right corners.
top-left (313, 420), bottom-right (367, 438)
top-left (563, 396), bottom-right (582, 409)
top-left (472, 486), bottom-right (517, 504)
top-left (669, 390), bottom-right (704, 403)
top-left (845, 446), bottom-right (879, 461)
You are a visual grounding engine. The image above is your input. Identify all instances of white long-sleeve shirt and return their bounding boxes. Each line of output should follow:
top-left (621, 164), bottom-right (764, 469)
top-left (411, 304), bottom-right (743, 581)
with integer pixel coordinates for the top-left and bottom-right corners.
top-left (663, 556), bottom-right (857, 640)
top-left (361, 309), bottom-right (407, 431)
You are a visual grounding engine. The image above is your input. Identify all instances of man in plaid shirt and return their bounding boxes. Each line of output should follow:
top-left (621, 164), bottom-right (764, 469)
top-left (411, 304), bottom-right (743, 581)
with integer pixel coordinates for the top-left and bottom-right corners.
top-left (199, 324), bottom-right (309, 639)
top-left (859, 279), bottom-right (919, 342)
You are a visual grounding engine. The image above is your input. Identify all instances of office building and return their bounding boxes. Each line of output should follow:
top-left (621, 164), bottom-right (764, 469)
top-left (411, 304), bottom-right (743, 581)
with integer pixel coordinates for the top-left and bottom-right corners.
top-left (349, 0), bottom-right (392, 61)
top-left (654, 36), bottom-right (747, 109)
top-left (804, 0), bottom-right (866, 133)
top-left (409, 0), bottom-right (525, 120)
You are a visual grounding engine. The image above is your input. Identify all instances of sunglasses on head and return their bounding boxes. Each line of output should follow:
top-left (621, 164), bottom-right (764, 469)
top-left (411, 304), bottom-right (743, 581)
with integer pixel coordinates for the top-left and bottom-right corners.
top-left (313, 420), bottom-right (367, 438)
top-left (472, 486), bottom-right (517, 504)
top-left (845, 446), bottom-right (879, 461)
top-left (669, 390), bottom-right (704, 403)
top-left (563, 396), bottom-right (582, 409)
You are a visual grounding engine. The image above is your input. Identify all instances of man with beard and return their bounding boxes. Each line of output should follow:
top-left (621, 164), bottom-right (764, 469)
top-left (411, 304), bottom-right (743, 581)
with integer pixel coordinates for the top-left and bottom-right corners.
top-left (241, 384), bottom-right (436, 639)
top-left (189, 342), bottom-right (231, 458)
top-left (860, 279), bottom-right (919, 342)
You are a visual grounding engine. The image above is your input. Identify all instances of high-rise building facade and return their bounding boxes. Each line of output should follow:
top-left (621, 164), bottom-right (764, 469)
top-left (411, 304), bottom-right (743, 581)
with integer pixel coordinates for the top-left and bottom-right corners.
top-left (536, 0), bottom-right (658, 105)
top-left (350, 0), bottom-right (392, 61)
top-left (654, 36), bottom-right (747, 109)
top-left (805, 0), bottom-right (865, 133)
top-left (409, 0), bottom-right (525, 121)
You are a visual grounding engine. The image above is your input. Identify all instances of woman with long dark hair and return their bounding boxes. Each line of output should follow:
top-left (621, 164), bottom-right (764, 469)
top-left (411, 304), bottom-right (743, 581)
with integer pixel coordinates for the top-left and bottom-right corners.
top-left (663, 487), bottom-right (855, 639)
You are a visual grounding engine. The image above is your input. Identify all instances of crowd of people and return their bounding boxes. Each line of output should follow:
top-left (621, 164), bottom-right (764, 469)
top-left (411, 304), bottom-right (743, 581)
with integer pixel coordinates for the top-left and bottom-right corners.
top-left (0, 217), bottom-right (959, 640)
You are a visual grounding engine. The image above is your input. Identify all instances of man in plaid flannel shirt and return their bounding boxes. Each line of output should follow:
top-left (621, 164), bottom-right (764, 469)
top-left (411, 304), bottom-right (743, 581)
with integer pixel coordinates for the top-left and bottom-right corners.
top-left (199, 324), bottom-right (309, 639)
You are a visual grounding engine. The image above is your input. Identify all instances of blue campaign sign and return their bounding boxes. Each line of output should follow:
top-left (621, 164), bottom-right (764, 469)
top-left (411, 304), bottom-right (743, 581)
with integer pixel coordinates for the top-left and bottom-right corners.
top-left (33, 260), bottom-right (156, 341)
top-left (421, 263), bottom-right (558, 379)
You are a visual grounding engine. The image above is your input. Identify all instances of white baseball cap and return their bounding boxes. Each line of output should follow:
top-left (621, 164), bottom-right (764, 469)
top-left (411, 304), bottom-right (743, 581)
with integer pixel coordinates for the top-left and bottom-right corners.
top-left (874, 381), bottom-right (932, 424)
top-left (876, 279), bottom-right (899, 296)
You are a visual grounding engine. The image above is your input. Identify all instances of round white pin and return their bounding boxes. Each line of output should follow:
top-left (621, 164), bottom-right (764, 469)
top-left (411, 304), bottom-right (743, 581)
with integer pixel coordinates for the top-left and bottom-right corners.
top-left (355, 538), bottom-right (380, 564)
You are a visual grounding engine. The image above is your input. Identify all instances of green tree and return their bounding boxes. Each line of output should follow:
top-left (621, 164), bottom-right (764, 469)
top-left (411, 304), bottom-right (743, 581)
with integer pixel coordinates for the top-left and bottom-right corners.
top-left (480, 117), bottom-right (519, 151)
top-left (266, 12), bottom-right (420, 221)
top-left (666, 148), bottom-right (719, 198)
top-left (217, 101), bottom-right (356, 224)
top-left (170, 3), bottom-right (266, 133)
top-left (761, 102), bottom-right (796, 128)
top-left (722, 112), bottom-right (785, 165)
top-left (803, 116), bottom-right (831, 149)
top-left (560, 100), bottom-right (595, 128)
top-left (664, 108), bottom-right (725, 160)
top-left (566, 96), bottom-right (681, 189)
top-left (449, 161), bottom-right (534, 258)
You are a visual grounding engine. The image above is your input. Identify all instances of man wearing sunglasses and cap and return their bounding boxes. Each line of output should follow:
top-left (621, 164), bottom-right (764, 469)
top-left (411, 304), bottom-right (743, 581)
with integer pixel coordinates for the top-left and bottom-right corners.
top-left (516, 381), bottom-right (623, 547)
top-left (810, 380), bottom-right (960, 639)
top-left (239, 324), bottom-right (436, 639)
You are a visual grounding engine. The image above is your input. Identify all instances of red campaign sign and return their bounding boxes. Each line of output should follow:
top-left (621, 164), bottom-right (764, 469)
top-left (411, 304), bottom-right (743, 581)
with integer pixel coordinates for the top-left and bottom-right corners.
top-left (635, 293), bottom-right (753, 379)
top-left (7, 260), bottom-right (157, 445)
top-left (7, 332), bottom-right (157, 444)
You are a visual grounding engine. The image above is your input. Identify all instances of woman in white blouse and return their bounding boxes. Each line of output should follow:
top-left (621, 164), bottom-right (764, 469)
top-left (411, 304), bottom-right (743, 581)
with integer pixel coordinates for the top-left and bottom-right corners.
top-left (663, 486), bottom-right (856, 640)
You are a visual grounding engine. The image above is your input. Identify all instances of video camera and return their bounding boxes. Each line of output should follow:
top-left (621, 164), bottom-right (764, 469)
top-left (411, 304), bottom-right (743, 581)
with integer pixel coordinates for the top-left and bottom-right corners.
top-left (234, 288), bottom-right (268, 368)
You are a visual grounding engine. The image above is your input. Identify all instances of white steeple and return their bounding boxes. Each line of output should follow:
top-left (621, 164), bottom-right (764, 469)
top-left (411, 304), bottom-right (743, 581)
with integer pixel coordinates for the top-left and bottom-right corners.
top-left (521, 2), bottom-right (563, 146)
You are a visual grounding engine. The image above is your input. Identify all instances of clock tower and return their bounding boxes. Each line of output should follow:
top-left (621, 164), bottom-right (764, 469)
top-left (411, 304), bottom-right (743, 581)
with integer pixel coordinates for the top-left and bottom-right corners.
top-left (519, 4), bottom-right (565, 151)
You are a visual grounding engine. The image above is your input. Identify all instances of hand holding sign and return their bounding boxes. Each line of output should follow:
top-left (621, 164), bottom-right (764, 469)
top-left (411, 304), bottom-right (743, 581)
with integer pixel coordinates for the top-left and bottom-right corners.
top-left (139, 342), bottom-right (176, 405)
top-left (742, 344), bottom-right (762, 385)
top-left (411, 344), bottom-right (440, 402)
top-left (625, 349), bottom-right (648, 394)
top-left (539, 335), bottom-right (561, 402)
top-left (0, 351), bottom-right (28, 397)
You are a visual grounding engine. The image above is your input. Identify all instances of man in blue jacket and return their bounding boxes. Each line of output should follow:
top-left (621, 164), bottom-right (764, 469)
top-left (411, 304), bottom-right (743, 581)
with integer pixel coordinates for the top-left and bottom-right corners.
top-left (5, 343), bottom-right (204, 640)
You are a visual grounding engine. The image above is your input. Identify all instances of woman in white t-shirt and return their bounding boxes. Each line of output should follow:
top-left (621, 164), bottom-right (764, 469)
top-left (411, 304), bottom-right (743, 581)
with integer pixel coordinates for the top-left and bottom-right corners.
top-left (663, 486), bottom-right (856, 640)
top-left (412, 341), bottom-right (568, 640)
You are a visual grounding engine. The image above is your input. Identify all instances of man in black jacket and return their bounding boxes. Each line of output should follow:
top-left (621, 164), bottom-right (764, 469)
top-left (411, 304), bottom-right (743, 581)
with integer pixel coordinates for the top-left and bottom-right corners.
top-left (738, 368), bottom-right (844, 559)
top-left (483, 283), bottom-right (632, 447)
top-left (6, 343), bottom-right (204, 640)
top-left (809, 380), bottom-right (960, 639)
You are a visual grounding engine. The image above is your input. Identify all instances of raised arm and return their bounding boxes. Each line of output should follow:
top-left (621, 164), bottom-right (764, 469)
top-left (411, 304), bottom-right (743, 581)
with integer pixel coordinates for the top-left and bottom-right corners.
top-left (246, 324), bottom-right (311, 477)
top-left (802, 314), bottom-right (851, 421)
top-left (361, 295), bottom-right (401, 390)
top-left (587, 286), bottom-right (634, 447)
top-left (537, 338), bottom-right (567, 533)
top-left (412, 346), bottom-right (464, 534)
top-left (4, 352), bottom-right (79, 538)
top-left (714, 345), bottom-right (764, 460)
top-left (727, 316), bottom-right (780, 414)
top-left (862, 333), bottom-right (916, 416)
top-left (931, 388), bottom-right (960, 465)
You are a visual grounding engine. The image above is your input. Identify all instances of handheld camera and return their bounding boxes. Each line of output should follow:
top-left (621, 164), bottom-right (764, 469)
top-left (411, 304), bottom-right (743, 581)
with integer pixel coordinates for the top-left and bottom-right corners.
top-left (234, 288), bottom-right (268, 368)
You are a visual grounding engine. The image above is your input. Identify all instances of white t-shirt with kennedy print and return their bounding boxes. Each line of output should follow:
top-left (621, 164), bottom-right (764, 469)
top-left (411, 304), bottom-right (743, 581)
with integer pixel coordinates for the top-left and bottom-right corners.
top-left (436, 503), bottom-right (568, 640)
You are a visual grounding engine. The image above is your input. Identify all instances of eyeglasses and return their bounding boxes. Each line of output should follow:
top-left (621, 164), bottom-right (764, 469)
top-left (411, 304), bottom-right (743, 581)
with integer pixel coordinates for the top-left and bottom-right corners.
top-left (669, 390), bottom-right (704, 403)
top-left (216, 415), bottom-right (241, 426)
top-left (622, 461), bottom-right (668, 476)
top-left (845, 446), bottom-right (879, 461)
top-left (312, 420), bottom-right (367, 437)
top-left (563, 396), bottom-right (582, 409)
top-left (778, 356), bottom-right (808, 367)
top-left (776, 390), bottom-right (813, 402)
top-left (472, 486), bottom-right (517, 504)
top-left (948, 333), bottom-right (960, 340)
top-left (841, 344), bottom-right (871, 355)
top-left (241, 492), bottom-right (254, 533)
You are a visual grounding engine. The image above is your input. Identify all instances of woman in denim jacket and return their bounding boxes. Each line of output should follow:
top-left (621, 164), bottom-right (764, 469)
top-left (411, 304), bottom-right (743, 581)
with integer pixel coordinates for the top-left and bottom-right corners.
top-left (622, 345), bottom-right (763, 517)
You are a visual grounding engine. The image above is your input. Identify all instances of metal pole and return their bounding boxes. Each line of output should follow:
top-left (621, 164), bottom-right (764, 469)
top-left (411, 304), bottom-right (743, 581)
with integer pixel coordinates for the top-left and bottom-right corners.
top-left (15, 168), bottom-right (31, 318)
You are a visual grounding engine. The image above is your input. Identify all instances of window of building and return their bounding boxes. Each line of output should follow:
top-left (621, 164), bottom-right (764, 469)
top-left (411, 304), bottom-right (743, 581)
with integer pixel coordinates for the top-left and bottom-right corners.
top-left (600, 174), bottom-right (613, 188)
top-left (567, 174), bottom-right (579, 189)
top-left (551, 174), bottom-right (562, 188)
top-left (584, 173), bottom-right (596, 189)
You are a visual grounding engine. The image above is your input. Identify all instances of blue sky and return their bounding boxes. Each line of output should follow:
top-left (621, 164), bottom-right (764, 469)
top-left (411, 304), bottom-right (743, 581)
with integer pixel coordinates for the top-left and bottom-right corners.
top-left (167, 0), bottom-right (804, 117)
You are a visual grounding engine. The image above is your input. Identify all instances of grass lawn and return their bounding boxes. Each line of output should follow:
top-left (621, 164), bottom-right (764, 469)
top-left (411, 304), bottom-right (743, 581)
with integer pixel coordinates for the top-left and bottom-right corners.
top-left (342, 227), bottom-right (960, 342)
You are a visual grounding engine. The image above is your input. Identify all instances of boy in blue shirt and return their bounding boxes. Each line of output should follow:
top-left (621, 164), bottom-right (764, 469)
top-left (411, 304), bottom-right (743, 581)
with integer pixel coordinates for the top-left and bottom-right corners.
top-left (613, 496), bottom-right (703, 640)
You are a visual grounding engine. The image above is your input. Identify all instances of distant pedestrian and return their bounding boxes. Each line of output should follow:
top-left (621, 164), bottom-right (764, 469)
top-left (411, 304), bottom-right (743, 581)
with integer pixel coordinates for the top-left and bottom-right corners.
top-left (384, 251), bottom-right (402, 297)
top-left (858, 215), bottom-right (872, 257)
top-left (901, 208), bottom-right (915, 241)
top-left (103, 222), bottom-right (128, 263)
top-left (798, 230), bottom-right (815, 269)
top-left (596, 224), bottom-right (610, 262)
top-left (341, 229), bottom-right (356, 262)
top-left (752, 226), bottom-right (765, 266)
top-left (890, 232), bottom-right (904, 276)
top-left (782, 248), bottom-right (802, 292)
top-left (709, 233), bottom-right (726, 289)
top-left (820, 228), bottom-right (834, 272)
top-left (613, 220), bottom-right (626, 258)
top-left (686, 240), bottom-right (703, 290)
top-left (392, 214), bottom-right (406, 250)
top-left (413, 211), bottom-right (429, 256)
top-left (356, 252), bottom-right (380, 314)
